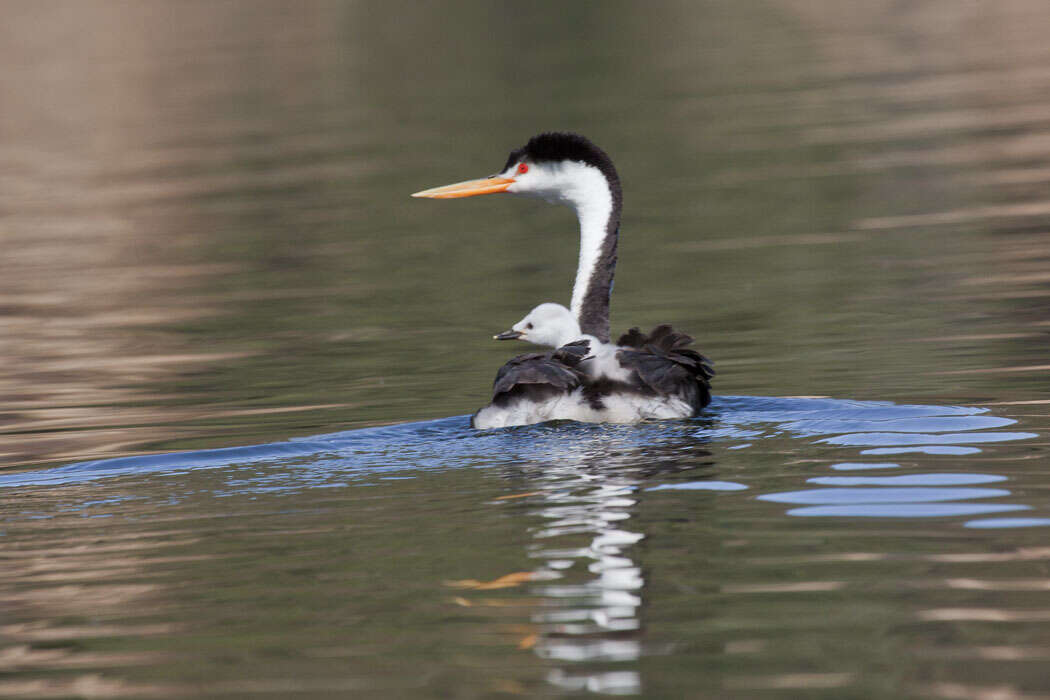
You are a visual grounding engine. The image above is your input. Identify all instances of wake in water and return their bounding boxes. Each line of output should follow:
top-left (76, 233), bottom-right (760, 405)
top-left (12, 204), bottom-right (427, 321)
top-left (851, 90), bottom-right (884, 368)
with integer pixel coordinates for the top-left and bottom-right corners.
top-left (0, 395), bottom-right (1040, 528)
top-left (0, 395), bottom-right (1043, 698)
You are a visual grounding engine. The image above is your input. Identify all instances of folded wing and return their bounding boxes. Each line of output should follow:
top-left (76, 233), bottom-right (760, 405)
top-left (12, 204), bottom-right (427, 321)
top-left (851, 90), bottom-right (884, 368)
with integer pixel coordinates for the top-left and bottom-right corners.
top-left (490, 340), bottom-right (591, 403)
top-left (616, 325), bottom-right (715, 412)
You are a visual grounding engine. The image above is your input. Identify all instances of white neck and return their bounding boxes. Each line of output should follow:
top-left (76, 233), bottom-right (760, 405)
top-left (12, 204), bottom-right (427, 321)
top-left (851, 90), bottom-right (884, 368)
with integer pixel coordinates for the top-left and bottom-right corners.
top-left (537, 163), bottom-right (615, 343)
top-left (512, 160), bottom-right (619, 342)
top-left (569, 190), bottom-right (614, 320)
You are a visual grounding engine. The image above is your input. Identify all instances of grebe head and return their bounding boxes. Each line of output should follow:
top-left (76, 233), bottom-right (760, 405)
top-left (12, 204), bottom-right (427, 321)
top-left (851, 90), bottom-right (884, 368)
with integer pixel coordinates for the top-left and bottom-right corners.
top-left (494, 303), bottom-right (582, 349)
top-left (411, 132), bottom-right (618, 213)
top-left (412, 133), bottom-right (623, 343)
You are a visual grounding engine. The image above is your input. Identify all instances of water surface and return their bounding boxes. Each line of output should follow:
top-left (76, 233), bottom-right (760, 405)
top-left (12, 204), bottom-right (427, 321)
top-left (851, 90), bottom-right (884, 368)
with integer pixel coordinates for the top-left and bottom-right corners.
top-left (3, 1), bottom-right (1050, 698)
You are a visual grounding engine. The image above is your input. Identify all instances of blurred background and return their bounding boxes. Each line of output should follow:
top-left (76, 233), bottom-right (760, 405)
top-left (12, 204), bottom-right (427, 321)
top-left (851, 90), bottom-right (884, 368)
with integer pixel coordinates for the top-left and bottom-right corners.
top-left (2, 0), bottom-right (1049, 466)
top-left (4, 4), bottom-right (1050, 699)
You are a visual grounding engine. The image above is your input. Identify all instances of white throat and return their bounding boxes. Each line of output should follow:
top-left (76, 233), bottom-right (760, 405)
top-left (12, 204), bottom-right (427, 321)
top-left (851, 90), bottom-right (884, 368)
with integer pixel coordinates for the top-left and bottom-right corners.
top-left (560, 166), bottom-right (614, 322)
top-left (507, 159), bottom-right (618, 341)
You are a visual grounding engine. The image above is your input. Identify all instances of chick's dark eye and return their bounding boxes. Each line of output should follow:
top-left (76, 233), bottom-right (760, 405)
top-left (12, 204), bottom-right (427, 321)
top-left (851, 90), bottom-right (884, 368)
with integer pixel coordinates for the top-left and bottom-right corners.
top-left (517, 162), bottom-right (529, 174)
top-left (526, 322), bottom-right (533, 329)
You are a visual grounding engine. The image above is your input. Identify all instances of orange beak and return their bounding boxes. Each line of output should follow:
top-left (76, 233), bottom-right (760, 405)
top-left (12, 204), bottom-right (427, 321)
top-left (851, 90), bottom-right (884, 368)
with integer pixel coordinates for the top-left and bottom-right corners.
top-left (411, 176), bottom-right (515, 199)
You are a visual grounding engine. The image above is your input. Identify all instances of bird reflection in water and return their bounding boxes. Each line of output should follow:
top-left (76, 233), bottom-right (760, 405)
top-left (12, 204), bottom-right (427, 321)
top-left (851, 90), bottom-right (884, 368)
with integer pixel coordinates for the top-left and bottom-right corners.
top-left (526, 466), bottom-right (645, 695)
top-left (449, 427), bottom-right (715, 695)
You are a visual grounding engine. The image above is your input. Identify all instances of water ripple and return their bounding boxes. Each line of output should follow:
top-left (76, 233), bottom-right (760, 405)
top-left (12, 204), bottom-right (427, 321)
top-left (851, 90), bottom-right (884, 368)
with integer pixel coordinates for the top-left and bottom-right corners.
top-left (819, 431), bottom-right (1038, 446)
top-left (861, 446), bottom-right (983, 455)
top-left (830, 462), bottom-right (901, 471)
top-left (646, 481), bottom-right (748, 491)
top-left (0, 395), bottom-right (1040, 532)
top-left (759, 487), bottom-right (1013, 505)
top-left (964, 518), bottom-right (1050, 529)
top-left (808, 474), bottom-right (1007, 486)
top-left (788, 504), bottom-right (1031, 518)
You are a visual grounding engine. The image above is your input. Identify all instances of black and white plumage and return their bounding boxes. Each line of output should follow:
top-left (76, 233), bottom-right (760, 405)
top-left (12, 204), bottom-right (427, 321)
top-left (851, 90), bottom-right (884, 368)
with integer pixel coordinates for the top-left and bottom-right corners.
top-left (472, 302), bottom-right (713, 428)
top-left (615, 323), bottom-right (714, 412)
top-left (472, 340), bottom-right (593, 428)
top-left (412, 133), bottom-right (714, 429)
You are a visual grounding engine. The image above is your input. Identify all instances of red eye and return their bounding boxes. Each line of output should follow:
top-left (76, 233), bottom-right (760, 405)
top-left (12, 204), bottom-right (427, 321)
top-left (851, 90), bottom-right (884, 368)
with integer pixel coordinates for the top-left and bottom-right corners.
top-left (517, 162), bottom-right (529, 174)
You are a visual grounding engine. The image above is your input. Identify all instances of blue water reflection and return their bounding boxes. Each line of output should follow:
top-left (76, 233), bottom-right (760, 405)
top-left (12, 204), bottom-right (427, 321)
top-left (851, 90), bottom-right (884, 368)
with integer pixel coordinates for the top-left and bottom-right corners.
top-left (820, 431), bottom-right (1035, 446)
top-left (809, 474), bottom-right (1007, 486)
top-left (964, 517), bottom-right (1050, 529)
top-left (790, 504), bottom-right (1031, 518)
top-left (0, 394), bottom-right (1042, 695)
top-left (647, 481), bottom-right (748, 492)
top-left (737, 398), bottom-right (1039, 522)
top-left (780, 415), bottom-right (1016, 436)
top-left (0, 395), bottom-right (1040, 529)
top-left (861, 446), bottom-right (982, 455)
top-left (759, 487), bottom-right (1012, 505)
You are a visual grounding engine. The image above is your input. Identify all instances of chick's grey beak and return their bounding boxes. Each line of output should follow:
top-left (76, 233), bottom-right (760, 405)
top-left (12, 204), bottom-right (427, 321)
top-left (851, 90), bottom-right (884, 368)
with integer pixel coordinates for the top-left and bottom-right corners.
top-left (494, 329), bottom-right (523, 341)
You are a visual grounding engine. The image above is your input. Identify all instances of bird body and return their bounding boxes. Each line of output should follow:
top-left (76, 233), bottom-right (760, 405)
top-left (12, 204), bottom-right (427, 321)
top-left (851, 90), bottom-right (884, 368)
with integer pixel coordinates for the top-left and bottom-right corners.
top-left (473, 303), bottom-right (711, 429)
top-left (472, 386), bottom-right (698, 430)
top-left (413, 133), bottom-right (713, 429)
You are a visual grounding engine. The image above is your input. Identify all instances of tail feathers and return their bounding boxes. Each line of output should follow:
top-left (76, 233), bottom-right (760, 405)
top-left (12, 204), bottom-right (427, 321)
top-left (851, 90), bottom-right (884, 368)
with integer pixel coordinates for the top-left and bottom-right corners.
top-left (617, 325), bottom-right (714, 380)
top-left (615, 324), bottom-right (715, 411)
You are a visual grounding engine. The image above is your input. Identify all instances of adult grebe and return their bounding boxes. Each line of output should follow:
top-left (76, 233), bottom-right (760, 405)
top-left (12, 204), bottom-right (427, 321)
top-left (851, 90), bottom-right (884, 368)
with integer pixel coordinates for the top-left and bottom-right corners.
top-left (413, 133), bottom-right (713, 429)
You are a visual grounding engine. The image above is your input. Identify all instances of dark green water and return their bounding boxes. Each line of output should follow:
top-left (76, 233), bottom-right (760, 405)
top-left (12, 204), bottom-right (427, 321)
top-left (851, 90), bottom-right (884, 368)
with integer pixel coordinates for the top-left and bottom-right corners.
top-left (2, 2), bottom-right (1050, 697)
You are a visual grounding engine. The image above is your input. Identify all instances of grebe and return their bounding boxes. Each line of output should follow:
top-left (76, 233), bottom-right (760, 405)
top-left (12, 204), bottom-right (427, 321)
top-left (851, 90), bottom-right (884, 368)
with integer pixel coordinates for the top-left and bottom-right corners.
top-left (413, 133), bottom-right (713, 429)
